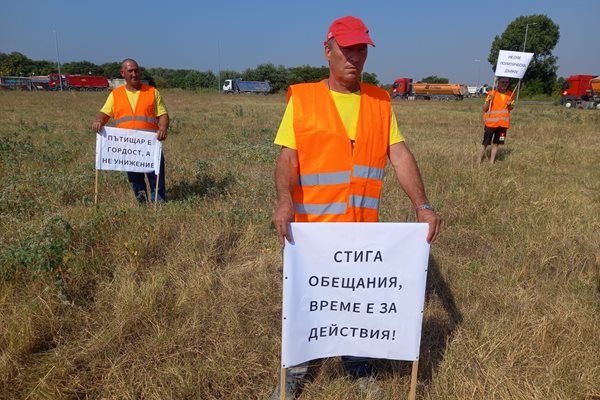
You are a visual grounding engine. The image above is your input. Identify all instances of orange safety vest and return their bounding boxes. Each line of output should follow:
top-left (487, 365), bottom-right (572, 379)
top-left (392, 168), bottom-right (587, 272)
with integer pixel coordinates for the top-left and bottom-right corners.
top-left (290, 81), bottom-right (391, 222)
top-left (112, 84), bottom-right (159, 131)
top-left (483, 89), bottom-right (513, 128)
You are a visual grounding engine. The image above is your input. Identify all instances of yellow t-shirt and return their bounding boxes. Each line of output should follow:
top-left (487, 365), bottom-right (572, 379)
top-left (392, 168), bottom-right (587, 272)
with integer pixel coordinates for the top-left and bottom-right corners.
top-left (274, 91), bottom-right (404, 149)
top-left (100, 87), bottom-right (168, 117)
top-left (485, 92), bottom-right (507, 102)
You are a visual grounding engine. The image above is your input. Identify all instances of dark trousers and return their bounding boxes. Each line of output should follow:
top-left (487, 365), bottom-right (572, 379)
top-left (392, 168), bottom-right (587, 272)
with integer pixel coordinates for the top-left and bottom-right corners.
top-left (287, 356), bottom-right (376, 382)
top-left (126, 152), bottom-right (165, 203)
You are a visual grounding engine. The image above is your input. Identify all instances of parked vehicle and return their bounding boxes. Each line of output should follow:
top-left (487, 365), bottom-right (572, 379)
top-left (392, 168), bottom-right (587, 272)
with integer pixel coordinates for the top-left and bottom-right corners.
top-left (222, 79), bottom-right (272, 94)
top-left (108, 78), bottom-right (149, 88)
top-left (391, 77), bottom-right (468, 100)
top-left (30, 76), bottom-right (52, 90)
top-left (560, 75), bottom-right (600, 109)
top-left (48, 74), bottom-right (109, 91)
top-left (0, 76), bottom-right (33, 90)
top-left (466, 85), bottom-right (489, 98)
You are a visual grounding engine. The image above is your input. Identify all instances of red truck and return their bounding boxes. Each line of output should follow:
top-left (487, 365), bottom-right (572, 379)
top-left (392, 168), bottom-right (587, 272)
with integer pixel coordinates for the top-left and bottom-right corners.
top-left (48, 73), bottom-right (109, 91)
top-left (560, 75), bottom-right (600, 109)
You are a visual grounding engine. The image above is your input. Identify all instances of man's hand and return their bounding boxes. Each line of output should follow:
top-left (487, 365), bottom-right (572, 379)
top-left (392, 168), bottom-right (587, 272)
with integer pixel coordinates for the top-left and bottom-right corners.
top-left (157, 128), bottom-right (168, 141)
top-left (92, 112), bottom-right (110, 133)
top-left (416, 208), bottom-right (442, 243)
top-left (272, 201), bottom-right (295, 248)
top-left (92, 121), bottom-right (103, 133)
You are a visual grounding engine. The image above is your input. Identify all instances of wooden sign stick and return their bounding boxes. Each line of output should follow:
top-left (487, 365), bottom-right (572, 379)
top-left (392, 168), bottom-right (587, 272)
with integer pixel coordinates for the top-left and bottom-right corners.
top-left (408, 359), bottom-right (419, 400)
top-left (154, 174), bottom-right (160, 210)
top-left (94, 169), bottom-right (99, 205)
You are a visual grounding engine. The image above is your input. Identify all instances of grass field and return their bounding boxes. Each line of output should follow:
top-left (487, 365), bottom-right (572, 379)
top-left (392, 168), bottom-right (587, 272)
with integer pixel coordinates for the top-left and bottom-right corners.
top-left (1, 90), bottom-right (599, 400)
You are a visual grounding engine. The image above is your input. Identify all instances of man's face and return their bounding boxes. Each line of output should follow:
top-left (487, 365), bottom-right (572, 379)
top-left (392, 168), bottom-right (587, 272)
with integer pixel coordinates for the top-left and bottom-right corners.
top-left (498, 79), bottom-right (510, 92)
top-left (121, 61), bottom-right (141, 87)
top-left (326, 40), bottom-right (368, 87)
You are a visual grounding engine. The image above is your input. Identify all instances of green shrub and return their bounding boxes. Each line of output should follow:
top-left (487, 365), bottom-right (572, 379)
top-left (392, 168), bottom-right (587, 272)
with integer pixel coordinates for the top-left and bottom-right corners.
top-left (1, 215), bottom-right (73, 281)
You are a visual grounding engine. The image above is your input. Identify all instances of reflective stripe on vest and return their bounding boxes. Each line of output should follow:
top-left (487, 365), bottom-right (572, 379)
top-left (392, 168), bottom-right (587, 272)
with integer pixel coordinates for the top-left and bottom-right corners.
top-left (291, 81), bottom-right (390, 222)
top-left (298, 166), bottom-right (384, 187)
top-left (294, 195), bottom-right (379, 216)
top-left (295, 202), bottom-right (347, 215)
top-left (485, 109), bottom-right (509, 115)
top-left (300, 171), bottom-right (350, 186)
top-left (113, 115), bottom-right (159, 125)
top-left (350, 195), bottom-right (379, 209)
top-left (353, 165), bottom-right (385, 180)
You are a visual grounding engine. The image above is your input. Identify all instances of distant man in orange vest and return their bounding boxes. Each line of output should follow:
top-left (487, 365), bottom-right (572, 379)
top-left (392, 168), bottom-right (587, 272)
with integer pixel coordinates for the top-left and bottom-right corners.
top-left (478, 77), bottom-right (514, 164)
top-left (92, 58), bottom-right (169, 204)
top-left (270, 15), bottom-right (441, 400)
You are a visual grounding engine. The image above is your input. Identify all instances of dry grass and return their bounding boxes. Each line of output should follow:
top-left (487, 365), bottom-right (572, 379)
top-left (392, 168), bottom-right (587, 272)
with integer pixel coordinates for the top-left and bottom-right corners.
top-left (0, 90), bottom-right (598, 399)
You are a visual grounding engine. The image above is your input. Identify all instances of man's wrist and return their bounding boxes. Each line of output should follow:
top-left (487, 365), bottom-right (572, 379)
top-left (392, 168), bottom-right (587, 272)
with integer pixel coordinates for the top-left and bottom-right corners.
top-left (415, 203), bottom-right (434, 212)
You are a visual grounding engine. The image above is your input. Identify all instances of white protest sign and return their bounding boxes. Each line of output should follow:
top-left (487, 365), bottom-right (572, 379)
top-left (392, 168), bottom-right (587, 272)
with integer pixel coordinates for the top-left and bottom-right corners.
top-left (281, 222), bottom-right (430, 368)
top-left (495, 50), bottom-right (534, 79)
top-left (95, 126), bottom-right (162, 174)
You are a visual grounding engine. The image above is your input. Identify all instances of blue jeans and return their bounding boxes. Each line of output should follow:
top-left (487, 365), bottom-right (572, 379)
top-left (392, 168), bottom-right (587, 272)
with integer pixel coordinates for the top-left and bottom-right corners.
top-left (126, 152), bottom-right (165, 203)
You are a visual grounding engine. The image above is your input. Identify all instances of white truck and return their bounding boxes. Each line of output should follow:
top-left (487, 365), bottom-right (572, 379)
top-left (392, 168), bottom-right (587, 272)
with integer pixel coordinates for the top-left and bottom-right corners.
top-left (222, 79), bottom-right (272, 94)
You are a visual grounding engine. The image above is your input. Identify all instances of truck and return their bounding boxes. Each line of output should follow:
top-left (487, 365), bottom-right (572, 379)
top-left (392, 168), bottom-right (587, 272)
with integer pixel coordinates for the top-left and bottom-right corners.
top-left (30, 76), bottom-right (52, 90)
top-left (48, 73), bottom-right (109, 91)
top-left (0, 76), bottom-right (33, 90)
top-left (467, 85), bottom-right (489, 98)
top-left (391, 77), bottom-right (468, 100)
top-left (222, 78), bottom-right (272, 94)
top-left (560, 75), bottom-right (600, 109)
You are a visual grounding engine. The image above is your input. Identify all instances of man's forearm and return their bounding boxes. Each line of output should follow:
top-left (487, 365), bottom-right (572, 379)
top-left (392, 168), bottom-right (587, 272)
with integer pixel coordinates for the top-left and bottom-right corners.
top-left (274, 148), bottom-right (298, 205)
top-left (158, 114), bottom-right (169, 131)
top-left (389, 141), bottom-right (442, 243)
top-left (272, 147), bottom-right (299, 246)
top-left (157, 114), bottom-right (169, 141)
top-left (389, 142), bottom-right (429, 208)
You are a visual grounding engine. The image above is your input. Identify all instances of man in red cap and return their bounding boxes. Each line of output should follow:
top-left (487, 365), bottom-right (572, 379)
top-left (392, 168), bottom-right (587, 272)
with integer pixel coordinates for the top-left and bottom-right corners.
top-left (271, 15), bottom-right (441, 399)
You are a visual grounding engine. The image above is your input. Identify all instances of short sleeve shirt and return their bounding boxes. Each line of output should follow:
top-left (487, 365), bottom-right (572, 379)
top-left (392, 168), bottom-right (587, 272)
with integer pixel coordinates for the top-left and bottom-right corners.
top-left (274, 90), bottom-right (404, 149)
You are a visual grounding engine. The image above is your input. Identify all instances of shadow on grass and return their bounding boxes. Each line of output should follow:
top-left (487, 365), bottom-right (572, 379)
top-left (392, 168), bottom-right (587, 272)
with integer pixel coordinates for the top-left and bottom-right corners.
top-left (495, 146), bottom-right (513, 162)
top-left (419, 255), bottom-right (463, 381)
top-left (167, 160), bottom-right (235, 202)
top-left (378, 255), bottom-right (463, 383)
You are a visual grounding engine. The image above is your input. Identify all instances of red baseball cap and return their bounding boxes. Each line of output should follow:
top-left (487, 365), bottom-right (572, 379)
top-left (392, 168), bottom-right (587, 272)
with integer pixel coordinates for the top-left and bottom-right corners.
top-left (325, 16), bottom-right (375, 47)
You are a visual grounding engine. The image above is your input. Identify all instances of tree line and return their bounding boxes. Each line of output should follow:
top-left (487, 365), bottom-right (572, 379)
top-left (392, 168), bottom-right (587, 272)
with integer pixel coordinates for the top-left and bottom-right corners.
top-left (0, 52), bottom-right (379, 93)
top-left (1, 14), bottom-right (565, 96)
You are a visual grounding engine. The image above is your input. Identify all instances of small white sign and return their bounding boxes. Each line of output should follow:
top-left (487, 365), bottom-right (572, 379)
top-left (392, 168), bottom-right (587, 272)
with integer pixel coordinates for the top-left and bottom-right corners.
top-left (96, 127), bottom-right (162, 174)
top-left (495, 50), bottom-right (534, 79)
top-left (281, 222), bottom-right (430, 368)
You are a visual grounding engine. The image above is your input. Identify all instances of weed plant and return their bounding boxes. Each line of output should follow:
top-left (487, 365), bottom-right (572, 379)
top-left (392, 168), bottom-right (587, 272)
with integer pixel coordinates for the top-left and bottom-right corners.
top-left (0, 90), bottom-right (598, 399)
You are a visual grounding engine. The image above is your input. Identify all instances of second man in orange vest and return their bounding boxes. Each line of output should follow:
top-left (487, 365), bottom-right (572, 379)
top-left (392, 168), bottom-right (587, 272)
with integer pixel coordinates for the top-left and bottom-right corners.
top-left (478, 76), bottom-right (514, 164)
top-left (92, 58), bottom-right (169, 204)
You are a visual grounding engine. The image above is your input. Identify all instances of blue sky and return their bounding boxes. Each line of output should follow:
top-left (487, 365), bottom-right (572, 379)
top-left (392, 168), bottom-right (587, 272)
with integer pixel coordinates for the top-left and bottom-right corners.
top-left (2, 0), bottom-right (598, 86)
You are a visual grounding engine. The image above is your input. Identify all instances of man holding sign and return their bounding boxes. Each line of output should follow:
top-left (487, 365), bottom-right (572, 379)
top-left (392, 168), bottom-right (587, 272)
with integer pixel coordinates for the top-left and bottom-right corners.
top-left (271, 15), bottom-right (441, 399)
top-left (478, 77), bottom-right (514, 164)
top-left (478, 50), bottom-right (533, 164)
top-left (92, 58), bottom-right (169, 204)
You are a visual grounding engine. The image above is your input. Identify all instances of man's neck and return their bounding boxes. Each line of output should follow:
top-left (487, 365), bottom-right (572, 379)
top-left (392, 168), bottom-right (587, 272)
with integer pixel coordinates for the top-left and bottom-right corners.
top-left (125, 83), bottom-right (142, 91)
top-left (327, 77), bottom-right (360, 94)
